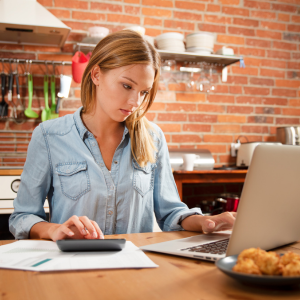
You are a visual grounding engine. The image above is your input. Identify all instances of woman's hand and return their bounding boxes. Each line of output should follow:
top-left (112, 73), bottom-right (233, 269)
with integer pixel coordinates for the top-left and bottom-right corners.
top-left (48, 215), bottom-right (104, 242)
top-left (181, 212), bottom-right (236, 234)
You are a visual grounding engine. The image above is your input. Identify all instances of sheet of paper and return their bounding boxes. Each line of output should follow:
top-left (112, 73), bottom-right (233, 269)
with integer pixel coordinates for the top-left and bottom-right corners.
top-left (0, 240), bottom-right (158, 272)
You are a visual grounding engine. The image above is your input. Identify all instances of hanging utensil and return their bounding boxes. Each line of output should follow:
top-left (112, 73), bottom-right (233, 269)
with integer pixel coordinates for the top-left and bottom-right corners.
top-left (24, 70), bottom-right (39, 119)
top-left (7, 60), bottom-right (17, 120)
top-left (50, 74), bottom-right (58, 119)
top-left (15, 64), bottom-right (25, 123)
top-left (0, 59), bottom-right (8, 118)
top-left (41, 74), bottom-right (51, 121)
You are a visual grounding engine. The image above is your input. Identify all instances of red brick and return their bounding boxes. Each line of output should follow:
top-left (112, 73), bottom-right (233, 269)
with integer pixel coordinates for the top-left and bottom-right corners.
top-left (175, 1), bottom-right (205, 10)
top-left (247, 116), bottom-right (274, 124)
top-left (54, 0), bottom-right (88, 9)
top-left (246, 38), bottom-right (271, 48)
top-left (264, 136), bottom-right (277, 142)
top-left (271, 3), bottom-right (297, 13)
top-left (207, 95), bottom-right (235, 103)
top-left (176, 93), bottom-right (206, 102)
top-left (292, 16), bottom-right (300, 23)
top-left (63, 21), bottom-right (96, 31)
top-left (213, 125), bottom-right (241, 133)
top-left (207, 4), bottom-right (221, 12)
top-left (218, 115), bottom-right (246, 123)
top-left (174, 12), bottom-right (202, 21)
top-left (124, 0), bottom-right (139, 3)
top-left (172, 135), bottom-right (202, 143)
top-left (198, 24), bottom-right (226, 33)
top-left (233, 18), bottom-right (259, 27)
top-left (272, 89), bottom-right (297, 97)
top-left (241, 126), bottom-right (269, 134)
top-left (142, 7), bottom-right (172, 17)
top-left (270, 127), bottom-right (277, 135)
top-left (144, 17), bottom-right (162, 27)
top-left (143, 0), bottom-right (173, 7)
top-left (211, 85), bottom-right (229, 93)
top-left (150, 103), bottom-right (165, 111)
top-left (219, 154), bottom-right (239, 164)
top-left (250, 78), bottom-right (274, 86)
top-left (166, 103), bottom-right (196, 112)
top-left (48, 9), bottom-right (70, 19)
top-left (219, 0), bottom-right (240, 5)
top-left (231, 66), bottom-right (258, 76)
top-left (261, 21), bottom-right (286, 31)
top-left (125, 6), bottom-right (140, 14)
top-left (183, 124), bottom-right (211, 132)
top-left (0, 44), bottom-right (23, 51)
top-left (37, 0), bottom-right (52, 5)
top-left (23, 45), bottom-right (61, 52)
top-left (145, 28), bottom-right (162, 36)
top-left (189, 114), bottom-right (218, 123)
top-left (203, 135), bottom-right (233, 143)
top-left (289, 99), bottom-right (300, 107)
top-left (278, 13), bottom-right (290, 22)
top-left (226, 76), bottom-right (248, 85)
top-left (229, 86), bottom-right (243, 94)
top-left (217, 35), bottom-right (244, 45)
top-left (262, 97), bottom-right (288, 106)
top-left (107, 14), bottom-right (140, 24)
top-left (157, 113), bottom-right (187, 121)
top-left (165, 134), bottom-right (171, 143)
top-left (287, 62), bottom-right (300, 69)
top-left (244, 87), bottom-right (270, 96)
top-left (283, 33), bottom-right (300, 43)
top-left (198, 104), bottom-right (226, 113)
top-left (282, 108), bottom-right (300, 116)
top-left (288, 25), bottom-right (300, 33)
top-left (58, 110), bottom-right (75, 117)
top-left (164, 20), bottom-right (194, 31)
top-left (261, 59), bottom-right (286, 69)
top-left (255, 107), bottom-right (281, 114)
top-left (90, 3), bottom-right (122, 12)
top-left (244, 0), bottom-right (270, 9)
top-left (62, 99), bottom-right (82, 108)
top-left (267, 50), bottom-right (290, 60)
top-left (38, 54), bottom-right (72, 62)
top-left (276, 79), bottom-right (300, 88)
top-left (72, 11), bottom-right (106, 21)
top-left (260, 69), bottom-right (285, 78)
top-left (204, 15), bottom-right (231, 24)
top-left (276, 118), bottom-right (300, 125)
top-left (228, 27), bottom-right (255, 36)
top-left (228, 106), bottom-right (254, 114)
top-left (158, 123), bottom-right (181, 132)
top-left (251, 11), bottom-right (276, 20)
top-left (222, 6), bottom-right (249, 17)
top-left (287, 71), bottom-right (300, 79)
top-left (169, 83), bottom-right (187, 91)
top-left (240, 48), bottom-right (265, 57)
top-left (196, 144), bottom-right (227, 153)
top-left (256, 30), bottom-right (282, 40)
top-left (145, 112), bottom-right (155, 121)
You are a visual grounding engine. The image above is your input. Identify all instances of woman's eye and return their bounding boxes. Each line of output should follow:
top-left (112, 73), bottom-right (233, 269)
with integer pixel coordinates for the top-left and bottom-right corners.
top-left (123, 84), bottom-right (131, 90)
top-left (141, 91), bottom-right (149, 96)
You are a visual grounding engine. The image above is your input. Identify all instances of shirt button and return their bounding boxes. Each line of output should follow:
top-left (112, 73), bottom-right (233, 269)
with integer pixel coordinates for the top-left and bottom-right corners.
top-left (108, 210), bottom-right (113, 215)
top-left (114, 161), bottom-right (118, 164)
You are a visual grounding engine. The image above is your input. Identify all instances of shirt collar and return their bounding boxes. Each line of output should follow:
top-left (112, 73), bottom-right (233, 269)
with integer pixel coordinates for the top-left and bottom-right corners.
top-left (74, 106), bottom-right (129, 140)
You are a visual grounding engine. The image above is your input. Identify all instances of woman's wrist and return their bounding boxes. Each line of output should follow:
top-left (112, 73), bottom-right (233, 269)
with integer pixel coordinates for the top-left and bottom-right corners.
top-left (29, 222), bottom-right (59, 240)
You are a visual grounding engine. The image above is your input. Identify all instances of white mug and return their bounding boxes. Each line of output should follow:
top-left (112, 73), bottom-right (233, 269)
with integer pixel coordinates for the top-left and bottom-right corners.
top-left (58, 75), bottom-right (72, 98)
top-left (182, 154), bottom-right (197, 171)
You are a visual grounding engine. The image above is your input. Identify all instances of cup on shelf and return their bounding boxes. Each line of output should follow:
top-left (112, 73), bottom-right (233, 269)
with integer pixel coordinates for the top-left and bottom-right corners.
top-left (182, 154), bottom-right (198, 171)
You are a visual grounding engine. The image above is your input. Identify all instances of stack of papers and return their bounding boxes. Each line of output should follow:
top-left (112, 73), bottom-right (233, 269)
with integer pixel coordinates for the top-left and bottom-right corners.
top-left (0, 240), bottom-right (158, 272)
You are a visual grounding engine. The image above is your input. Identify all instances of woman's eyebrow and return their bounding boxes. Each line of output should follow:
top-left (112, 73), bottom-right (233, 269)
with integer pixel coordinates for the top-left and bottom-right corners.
top-left (122, 76), bottom-right (152, 89)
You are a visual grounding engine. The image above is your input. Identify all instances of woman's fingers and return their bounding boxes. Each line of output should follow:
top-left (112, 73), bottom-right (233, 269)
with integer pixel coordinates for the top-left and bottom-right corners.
top-left (78, 216), bottom-right (98, 239)
top-left (65, 215), bottom-right (88, 236)
top-left (91, 220), bottom-right (104, 239)
top-left (201, 212), bottom-right (236, 234)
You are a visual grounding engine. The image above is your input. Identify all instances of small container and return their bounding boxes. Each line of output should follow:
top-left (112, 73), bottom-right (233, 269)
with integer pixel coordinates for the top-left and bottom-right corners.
top-left (216, 193), bottom-right (240, 212)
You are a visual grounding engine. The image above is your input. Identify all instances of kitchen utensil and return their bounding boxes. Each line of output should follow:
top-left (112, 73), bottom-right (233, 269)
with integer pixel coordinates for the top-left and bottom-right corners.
top-left (15, 72), bottom-right (25, 123)
top-left (7, 70), bottom-right (17, 119)
top-left (186, 32), bottom-right (214, 53)
top-left (0, 73), bottom-right (8, 118)
top-left (276, 126), bottom-right (300, 145)
top-left (216, 193), bottom-right (240, 212)
top-left (41, 75), bottom-right (51, 122)
top-left (50, 75), bottom-right (58, 119)
top-left (72, 51), bottom-right (88, 84)
top-left (24, 74), bottom-right (39, 119)
top-left (182, 154), bottom-right (197, 171)
top-left (56, 74), bottom-right (72, 114)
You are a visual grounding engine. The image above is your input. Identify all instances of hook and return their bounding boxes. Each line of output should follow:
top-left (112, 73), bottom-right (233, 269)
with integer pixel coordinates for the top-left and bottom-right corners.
top-left (24, 60), bottom-right (32, 75)
top-left (12, 59), bottom-right (19, 74)
top-left (45, 60), bottom-right (49, 76)
top-left (61, 61), bottom-right (65, 76)
top-left (9, 59), bottom-right (13, 74)
top-left (1, 59), bottom-right (4, 74)
top-left (52, 61), bottom-right (55, 76)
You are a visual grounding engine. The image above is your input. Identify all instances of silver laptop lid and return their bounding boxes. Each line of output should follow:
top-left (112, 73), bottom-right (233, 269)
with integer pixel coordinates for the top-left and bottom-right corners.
top-left (227, 144), bottom-right (300, 256)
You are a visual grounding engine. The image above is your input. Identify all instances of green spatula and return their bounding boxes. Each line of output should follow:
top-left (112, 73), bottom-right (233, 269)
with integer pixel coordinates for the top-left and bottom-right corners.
top-left (24, 74), bottom-right (39, 119)
top-left (41, 75), bottom-right (51, 122)
top-left (50, 75), bottom-right (58, 119)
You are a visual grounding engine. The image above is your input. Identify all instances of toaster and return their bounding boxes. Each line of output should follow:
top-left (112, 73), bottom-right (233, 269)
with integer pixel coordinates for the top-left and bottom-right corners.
top-left (276, 126), bottom-right (300, 145)
top-left (236, 142), bottom-right (282, 167)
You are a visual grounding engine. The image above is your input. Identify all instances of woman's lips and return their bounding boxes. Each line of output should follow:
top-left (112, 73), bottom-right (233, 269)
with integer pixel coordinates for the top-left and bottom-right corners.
top-left (120, 109), bottom-right (132, 116)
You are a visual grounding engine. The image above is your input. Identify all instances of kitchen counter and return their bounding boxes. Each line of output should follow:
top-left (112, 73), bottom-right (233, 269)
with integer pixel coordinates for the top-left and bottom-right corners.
top-left (0, 231), bottom-right (300, 300)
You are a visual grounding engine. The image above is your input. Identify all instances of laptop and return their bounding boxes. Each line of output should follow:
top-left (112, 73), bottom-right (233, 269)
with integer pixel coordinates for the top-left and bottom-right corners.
top-left (140, 144), bottom-right (300, 262)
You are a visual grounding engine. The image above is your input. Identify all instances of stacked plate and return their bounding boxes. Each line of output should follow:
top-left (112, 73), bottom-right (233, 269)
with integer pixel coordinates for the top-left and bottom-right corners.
top-left (155, 32), bottom-right (185, 52)
top-left (186, 32), bottom-right (215, 55)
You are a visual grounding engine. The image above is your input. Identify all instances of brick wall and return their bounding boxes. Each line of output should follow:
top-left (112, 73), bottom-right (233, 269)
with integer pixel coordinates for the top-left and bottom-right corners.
top-left (0, 0), bottom-right (299, 166)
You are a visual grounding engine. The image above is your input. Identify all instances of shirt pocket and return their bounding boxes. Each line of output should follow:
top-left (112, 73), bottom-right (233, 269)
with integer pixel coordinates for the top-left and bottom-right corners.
top-left (132, 159), bottom-right (157, 197)
top-left (56, 161), bottom-right (91, 200)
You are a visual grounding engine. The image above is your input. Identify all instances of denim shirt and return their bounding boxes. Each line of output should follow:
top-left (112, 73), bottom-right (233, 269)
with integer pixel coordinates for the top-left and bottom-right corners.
top-left (9, 107), bottom-right (202, 239)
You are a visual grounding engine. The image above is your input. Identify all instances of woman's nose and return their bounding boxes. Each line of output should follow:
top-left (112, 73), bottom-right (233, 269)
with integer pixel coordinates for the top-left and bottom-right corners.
top-left (128, 92), bottom-right (142, 108)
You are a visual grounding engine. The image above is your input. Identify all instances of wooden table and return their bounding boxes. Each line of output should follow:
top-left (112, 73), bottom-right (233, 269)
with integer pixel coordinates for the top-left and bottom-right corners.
top-left (1, 231), bottom-right (300, 300)
top-left (173, 170), bottom-right (248, 201)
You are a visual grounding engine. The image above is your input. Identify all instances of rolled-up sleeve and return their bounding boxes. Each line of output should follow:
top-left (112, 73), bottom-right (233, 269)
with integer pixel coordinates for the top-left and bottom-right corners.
top-left (9, 125), bottom-right (52, 239)
top-left (153, 126), bottom-right (202, 231)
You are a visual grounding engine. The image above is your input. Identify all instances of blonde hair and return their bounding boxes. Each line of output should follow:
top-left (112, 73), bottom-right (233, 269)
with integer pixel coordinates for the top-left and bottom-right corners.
top-left (81, 30), bottom-right (161, 167)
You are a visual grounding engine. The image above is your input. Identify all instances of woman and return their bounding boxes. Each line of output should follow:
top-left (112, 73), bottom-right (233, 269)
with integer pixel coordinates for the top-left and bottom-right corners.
top-left (9, 30), bottom-right (236, 241)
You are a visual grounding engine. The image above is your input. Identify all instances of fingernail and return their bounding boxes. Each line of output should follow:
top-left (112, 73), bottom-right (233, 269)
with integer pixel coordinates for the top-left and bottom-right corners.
top-left (208, 223), bottom-right (214, 228)
top-left (82, 229), bottom-right (86, 235)
top-left (93, 231), bottom-right (97, 238)
top-left (69, 231), bottom-right (74, 236)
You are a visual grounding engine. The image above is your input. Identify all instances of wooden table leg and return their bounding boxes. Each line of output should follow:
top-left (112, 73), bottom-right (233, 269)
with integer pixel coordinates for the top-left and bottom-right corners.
top-left (175, 178), bottom-right (183, 201)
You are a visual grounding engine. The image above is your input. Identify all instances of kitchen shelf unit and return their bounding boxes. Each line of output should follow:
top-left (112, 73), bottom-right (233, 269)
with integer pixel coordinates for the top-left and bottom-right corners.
top-left (74, 43), bottom-right (241, 68)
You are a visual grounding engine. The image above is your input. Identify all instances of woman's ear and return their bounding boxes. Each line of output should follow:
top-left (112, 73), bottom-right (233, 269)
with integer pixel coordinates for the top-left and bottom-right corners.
top-left (90, 65), bottom-right (101, 86)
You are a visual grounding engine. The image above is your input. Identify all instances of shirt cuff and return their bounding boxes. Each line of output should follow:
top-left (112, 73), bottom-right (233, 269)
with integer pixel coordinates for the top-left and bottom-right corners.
top-left (178, 208), bottom-right (203, 225)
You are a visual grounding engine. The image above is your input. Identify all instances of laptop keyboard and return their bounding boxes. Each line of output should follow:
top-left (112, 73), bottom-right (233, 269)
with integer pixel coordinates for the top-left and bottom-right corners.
top-left (181, 239), bottom-right (229, 255)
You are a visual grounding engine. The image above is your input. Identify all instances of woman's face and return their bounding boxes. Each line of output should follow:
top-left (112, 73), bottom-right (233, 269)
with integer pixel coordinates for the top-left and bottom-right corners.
top-left (92, 64), bottom-right (155, 122)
